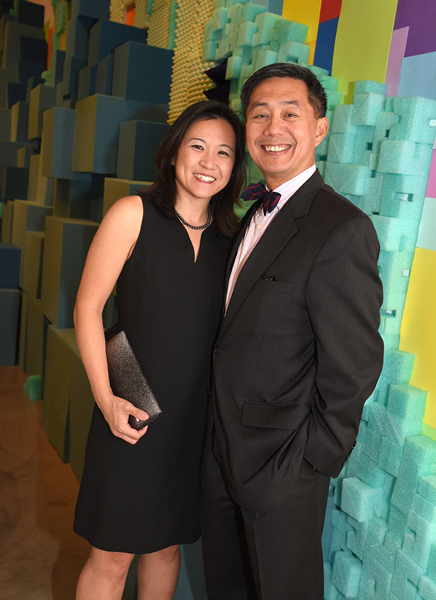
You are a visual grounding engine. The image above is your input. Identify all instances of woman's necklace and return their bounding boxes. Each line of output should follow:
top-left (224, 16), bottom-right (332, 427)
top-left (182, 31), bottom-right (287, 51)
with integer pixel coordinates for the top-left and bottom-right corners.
top-left (175, 202), bottom-right (212, 230)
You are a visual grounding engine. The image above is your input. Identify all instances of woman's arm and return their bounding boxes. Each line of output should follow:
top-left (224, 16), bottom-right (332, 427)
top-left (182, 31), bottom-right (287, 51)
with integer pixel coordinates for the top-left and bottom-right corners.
top-left (74, 195), bottom-right (149, 444)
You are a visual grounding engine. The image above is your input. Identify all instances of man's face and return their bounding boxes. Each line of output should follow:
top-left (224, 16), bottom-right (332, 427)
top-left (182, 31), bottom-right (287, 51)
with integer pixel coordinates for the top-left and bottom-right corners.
top-left (245, 77), bottom-right (328, 189)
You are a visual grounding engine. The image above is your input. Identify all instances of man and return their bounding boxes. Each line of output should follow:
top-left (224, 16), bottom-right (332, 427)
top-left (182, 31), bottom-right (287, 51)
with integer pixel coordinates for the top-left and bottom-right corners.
top-left (201, 63), bottom-right (384, 600)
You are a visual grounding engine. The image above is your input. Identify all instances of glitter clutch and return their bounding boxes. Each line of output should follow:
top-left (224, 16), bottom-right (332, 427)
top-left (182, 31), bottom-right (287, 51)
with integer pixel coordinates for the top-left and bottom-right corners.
top-left (106, 330), bottom-right (162, 430)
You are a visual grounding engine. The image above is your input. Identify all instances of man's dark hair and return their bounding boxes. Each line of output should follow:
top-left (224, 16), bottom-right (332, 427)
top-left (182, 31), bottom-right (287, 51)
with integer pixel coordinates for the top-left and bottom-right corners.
top-left (143, 100), bottom-right (246, 237)
top-left (241, 63), bottom-right (328, 119)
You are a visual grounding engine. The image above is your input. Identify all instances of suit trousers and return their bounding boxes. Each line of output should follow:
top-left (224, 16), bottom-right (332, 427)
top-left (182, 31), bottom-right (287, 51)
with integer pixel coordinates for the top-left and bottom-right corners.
top-left (201, 446), bottom-right (331, 600)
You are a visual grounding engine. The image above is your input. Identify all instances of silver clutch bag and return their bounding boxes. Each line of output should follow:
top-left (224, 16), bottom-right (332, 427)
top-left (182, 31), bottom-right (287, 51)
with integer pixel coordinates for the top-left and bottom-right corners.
top-left (106, 330), bottom-right (162, 430)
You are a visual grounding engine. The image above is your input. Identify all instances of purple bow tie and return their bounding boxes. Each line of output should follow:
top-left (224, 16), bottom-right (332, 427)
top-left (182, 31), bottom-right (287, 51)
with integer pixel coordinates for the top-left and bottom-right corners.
top-left (241, 182), bottom-right (281, 215)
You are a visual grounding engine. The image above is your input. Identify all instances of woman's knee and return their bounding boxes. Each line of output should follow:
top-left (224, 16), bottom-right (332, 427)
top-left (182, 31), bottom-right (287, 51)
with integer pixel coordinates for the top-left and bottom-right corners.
top-left (88, 547), bottom-right (135, 580)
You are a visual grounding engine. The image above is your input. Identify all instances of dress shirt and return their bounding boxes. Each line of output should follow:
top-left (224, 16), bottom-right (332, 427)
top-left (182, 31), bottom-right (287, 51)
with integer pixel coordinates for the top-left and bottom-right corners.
top-left (226, 164), bottom-right (316, 311)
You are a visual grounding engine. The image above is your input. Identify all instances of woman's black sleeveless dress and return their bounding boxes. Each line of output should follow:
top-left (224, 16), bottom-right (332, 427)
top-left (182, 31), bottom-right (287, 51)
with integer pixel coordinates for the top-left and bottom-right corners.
top-left (74, 194), bottom-right (231, 554)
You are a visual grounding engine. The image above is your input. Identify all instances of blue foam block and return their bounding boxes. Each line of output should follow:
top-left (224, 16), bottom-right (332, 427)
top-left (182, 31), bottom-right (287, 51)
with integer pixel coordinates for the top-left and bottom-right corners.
top-left (66, 15), bottom-right (95, 60)
top-left (0, 288), bottom-right (20, 365)
top-left (88, 20), bottom-right (147, 66)
top-left (71, 0), bottom-right (109, 20)
top-left (0, 243), bottom-right (21, 288)
top-left (95, 53), bottom-right (113, 95)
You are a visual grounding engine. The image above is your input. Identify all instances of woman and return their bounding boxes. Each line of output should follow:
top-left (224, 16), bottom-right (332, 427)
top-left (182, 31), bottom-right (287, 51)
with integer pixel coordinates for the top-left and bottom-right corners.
top-left (73, 100), bottom-right (245, 600)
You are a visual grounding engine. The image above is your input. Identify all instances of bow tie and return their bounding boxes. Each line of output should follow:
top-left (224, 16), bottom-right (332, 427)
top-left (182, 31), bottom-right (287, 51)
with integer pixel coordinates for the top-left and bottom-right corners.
top-left (241, 182), bottom-right (281, 215)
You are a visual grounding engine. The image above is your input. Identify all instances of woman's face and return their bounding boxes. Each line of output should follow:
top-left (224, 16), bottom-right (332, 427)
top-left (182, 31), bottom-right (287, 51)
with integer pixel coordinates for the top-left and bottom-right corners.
top-left (174, 118), bottom-right (236, 205)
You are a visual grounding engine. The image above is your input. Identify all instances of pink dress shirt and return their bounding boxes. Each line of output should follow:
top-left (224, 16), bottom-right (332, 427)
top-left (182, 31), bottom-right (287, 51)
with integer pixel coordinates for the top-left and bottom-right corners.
top-left (226, 164), bottom-right (316, 311)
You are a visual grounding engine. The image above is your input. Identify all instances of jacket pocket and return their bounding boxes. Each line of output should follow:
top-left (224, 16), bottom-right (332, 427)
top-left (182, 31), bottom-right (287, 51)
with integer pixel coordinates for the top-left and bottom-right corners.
top-left (241, 402), bottom-right (310, 430)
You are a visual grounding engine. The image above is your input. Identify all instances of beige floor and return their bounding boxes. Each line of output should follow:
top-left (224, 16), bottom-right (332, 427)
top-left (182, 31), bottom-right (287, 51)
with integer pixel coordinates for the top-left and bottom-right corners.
top-left (0, 366), bottom-right (91, 600)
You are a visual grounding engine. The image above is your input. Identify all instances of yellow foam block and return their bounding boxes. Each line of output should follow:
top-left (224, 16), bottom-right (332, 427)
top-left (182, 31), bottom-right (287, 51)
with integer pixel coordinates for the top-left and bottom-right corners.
top-left (400, 248), bottom-right (436, 431)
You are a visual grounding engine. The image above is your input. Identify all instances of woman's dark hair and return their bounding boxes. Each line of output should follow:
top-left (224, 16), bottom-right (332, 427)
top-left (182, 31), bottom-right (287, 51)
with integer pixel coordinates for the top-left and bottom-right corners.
top-left (241, 63), bottom-right (327, 119)
top-left (143, 100), bottom-right (246, 237)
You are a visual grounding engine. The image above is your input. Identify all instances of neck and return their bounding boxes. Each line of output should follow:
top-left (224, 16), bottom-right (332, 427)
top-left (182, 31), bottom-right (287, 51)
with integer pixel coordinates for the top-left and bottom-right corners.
top-left (175, 197), bottom-right (211, 226)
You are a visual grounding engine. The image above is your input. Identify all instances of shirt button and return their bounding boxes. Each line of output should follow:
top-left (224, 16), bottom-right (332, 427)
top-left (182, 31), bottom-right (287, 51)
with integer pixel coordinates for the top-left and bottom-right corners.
top-left (214, 347), bottom-right (221, 355)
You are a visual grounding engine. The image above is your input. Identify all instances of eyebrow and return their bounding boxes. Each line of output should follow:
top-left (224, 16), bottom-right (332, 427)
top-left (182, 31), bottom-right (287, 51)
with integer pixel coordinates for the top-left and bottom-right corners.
top-left (187, 137), bottom-right (235, 151)
top-left (249, 100), bottom-right (301, 111)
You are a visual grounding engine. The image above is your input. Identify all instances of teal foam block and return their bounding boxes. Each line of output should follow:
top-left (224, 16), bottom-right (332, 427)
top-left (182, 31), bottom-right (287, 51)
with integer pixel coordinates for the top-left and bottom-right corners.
top-left (2, 21), bottom-right (44, 71)
top-left (0, 243), bottom-right (20, 288)
top-left (378, 140), bottom-right (433, 178)
top-left (352, 93), bottom-right (385, 127)
top-left (88, 20), bottom-right (147, 67)
top-left (322, 489), bottom-right (335, 559)
top-left (0, 140), bottom-right (33, 166)
top-left (378, 251), bottom-right (414, 309)
top-left (28, 84), bottom-right (56, 140)
top-left (42, 326), bottom-right (77, 461)
top-left (0, 288), bottom-right (20, 365)
top-left (54, 176), bottom-right (104, 221)
top-left (390, 97), bottom-right (436, 145)
top-left (391, 549), bottom-right (426, 600)
top-left (16, 0), bottom-right (45, 28)
top-left (366, 402), bottom-right (423, 448)
top-left (22, 231), bottom-right (44, 298)
top-left (1, 165), bottom-right (28, 201)
top-left (41, 216), bottom-right (98, 328)
top-left (352, 126), bottom-right (375, 167)
top-left (277, 40), bottom-right (310, 64)
top-left (112, 42), bottom-right (173, 104)
top-left (331, 551), bottom-right (362, 598)
top-left (6, 82), bottom-right (26, 109)
top-left (365, 518), bottom-right (401, 572)
top-left (95, 53), bottom-right (113, 95)
top-left (387, 384), bottom-right (427, 421)
top-left (41, 107), bottom-right (86, 180)
top-left (66, 15), bottom-right (95, 60)
top-left (372, 112), bottom-right (399, 156)
top-left (404, 509), bottom-right (436, 568)
top-left (77, 64), bottom-right (97, 101)
top-left (379, 173), bottom-right (427, 222)
top-left (354, 81), bottom-right (386, 96)
top-left (117, 120), bottom-right (170, 182)
top-left (11, 199), bottom-right (52, 252)
top-left (324, 162), bottom-right (370, 195)
top-left (344, 439), bottom-right (362, 477)
top-left (49, 49), bottom-right (65, 87)
top-left (72, 95), bottom-right (168, 175)
top-left (361, 426), bottom-right (382, 463)
top-left (359, 172), bottom-right (384, 215)
top-left (62, 56), bottom-right (87, 99)
top-left (379, 306), bottom-right (405, 338)
top-left (0, 107), bottom-right (11, 140)
top-left (17, 146), bottom-right (35, 169)
top-left (23, 374), bottom-right (42, 401)
top-left (418, 576), bottom-right (436, 600)
top-left (11, 101), bottom-right (29, 142)
top-left (330, 525), bottom-right (347, 559)
top-left (346, 516), bottom-right (369, 560)
top-left (381, 350), bottom-right (415, 385)
top-left (71, 0), bottom-right (109, 20)
top-left (388, 505), bottom-right (408, 541)
top-left (359, 552), bottom-right (393, 600)
top-left (379, 436), bottom-right (403, 476)
top-left (332, 508), bottom-right (352, 535)
top-left (418, 476), bottom-right (436, 508)
top-left (324, 562), bottom-right (339, 600)
top-left (391, 437), bottom-right (436, 515)
top-left (428, 543), bottom-right (436, 579)
top-left (327, 133), bottom-right (356, 164)
top-left (341, 476), bottom-right (380, 522)
top-left (370, 215), bottom-right (418, 252)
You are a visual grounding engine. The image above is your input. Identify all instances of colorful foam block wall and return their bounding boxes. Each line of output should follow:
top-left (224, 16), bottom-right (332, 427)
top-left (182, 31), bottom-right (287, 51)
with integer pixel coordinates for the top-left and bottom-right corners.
top-left (1, 1), bottom-right (436, 600)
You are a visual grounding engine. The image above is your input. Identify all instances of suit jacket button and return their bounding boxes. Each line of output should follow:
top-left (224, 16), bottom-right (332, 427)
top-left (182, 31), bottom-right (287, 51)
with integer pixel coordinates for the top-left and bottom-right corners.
top-left (214, 347), bottom-right (221, 355)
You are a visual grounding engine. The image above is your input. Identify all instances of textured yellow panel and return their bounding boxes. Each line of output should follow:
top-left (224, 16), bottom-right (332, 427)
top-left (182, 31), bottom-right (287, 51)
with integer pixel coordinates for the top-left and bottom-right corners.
top-left (282, 0), bottom-right (321, 64)
top-left (400, 248), bottom-right (436, 430)
top-left (331, 0), bottom-right (397, 103)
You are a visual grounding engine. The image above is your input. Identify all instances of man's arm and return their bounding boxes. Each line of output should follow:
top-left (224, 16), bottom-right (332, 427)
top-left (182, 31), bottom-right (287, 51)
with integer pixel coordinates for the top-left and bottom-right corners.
top-left (303, 213), bottom-right (384, 476)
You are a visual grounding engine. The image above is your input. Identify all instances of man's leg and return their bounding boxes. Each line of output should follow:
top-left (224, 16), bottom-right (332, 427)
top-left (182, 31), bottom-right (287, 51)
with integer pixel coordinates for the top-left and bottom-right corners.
top-left (241, 460), bottom-right (330, 600)
top-left (201, 446), bottom-right (257, 600)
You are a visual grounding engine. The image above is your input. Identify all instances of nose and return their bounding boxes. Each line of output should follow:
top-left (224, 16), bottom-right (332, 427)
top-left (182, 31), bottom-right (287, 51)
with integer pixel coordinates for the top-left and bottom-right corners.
top-left (199, 149), bottom-right (217, 170)
top-left (264, 112), bottom-right (286, 137)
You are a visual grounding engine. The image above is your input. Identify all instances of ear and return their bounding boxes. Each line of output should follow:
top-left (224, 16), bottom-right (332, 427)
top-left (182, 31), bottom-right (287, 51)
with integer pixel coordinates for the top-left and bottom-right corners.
top-left (315, 117), bottom-right (329, 148)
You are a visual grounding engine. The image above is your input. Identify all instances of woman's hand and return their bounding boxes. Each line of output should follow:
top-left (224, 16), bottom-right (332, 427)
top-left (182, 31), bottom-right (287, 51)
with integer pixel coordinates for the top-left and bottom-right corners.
top-left (99, 392), bottom-right (149, 444)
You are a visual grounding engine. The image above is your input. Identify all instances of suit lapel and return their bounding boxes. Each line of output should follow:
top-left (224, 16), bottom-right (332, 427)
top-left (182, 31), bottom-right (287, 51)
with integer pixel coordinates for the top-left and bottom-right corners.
top-left (220, 170), bottom-right (325, 337)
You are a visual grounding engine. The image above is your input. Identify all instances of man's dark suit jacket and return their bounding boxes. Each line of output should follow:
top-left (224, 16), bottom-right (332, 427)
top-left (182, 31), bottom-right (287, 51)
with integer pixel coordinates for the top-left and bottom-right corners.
top-left (210, 169), bottom-right (384, 512)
